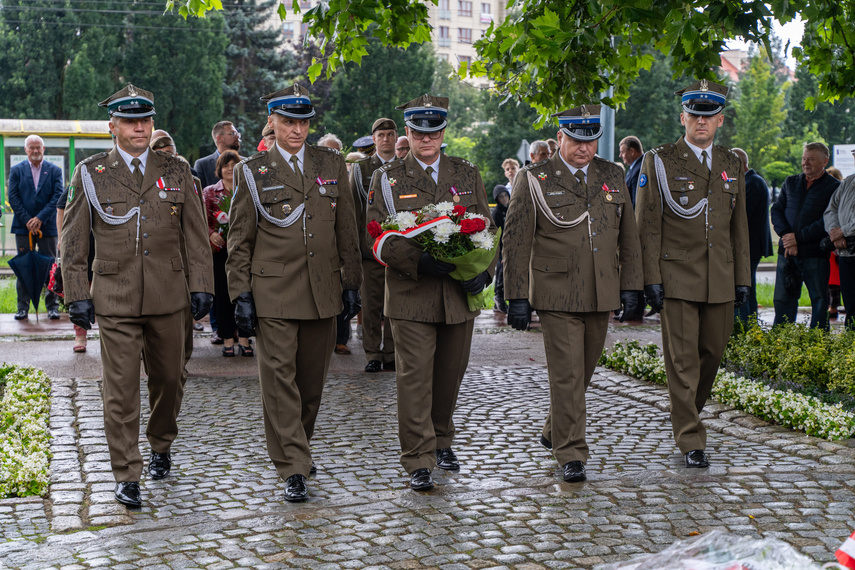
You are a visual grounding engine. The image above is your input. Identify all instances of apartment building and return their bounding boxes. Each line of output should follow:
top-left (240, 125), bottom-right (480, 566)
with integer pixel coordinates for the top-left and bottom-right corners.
top-left (278, 0), bottom-right (507, 82)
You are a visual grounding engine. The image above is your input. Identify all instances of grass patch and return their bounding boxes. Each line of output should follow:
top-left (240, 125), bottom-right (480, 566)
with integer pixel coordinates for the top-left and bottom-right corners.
top-left (0, 254), bottom-right (12, 268)
top-left (0, 277), bottom-right (48, 314)
top-left (0, 363), bottom-right (52, 497)
top-left (755, 281), bottom-right (811, 308)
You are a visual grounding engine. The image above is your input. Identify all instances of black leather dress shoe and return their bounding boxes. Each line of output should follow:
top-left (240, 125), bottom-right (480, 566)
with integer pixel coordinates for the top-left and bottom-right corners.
top-left (685, 449), bottom-right (709, 468)
top-left (365, 360), bottom-right (382, 373)
top-left (115, 482), bottom-right (142, 508)
top-left (48, 309), bottom-right (60, 320)
top-left (383, 361), bottom-right (396, 371)
top-left (310, 462), bottom-right (317, 475)
top-left (148, 451), bottom-right (171, 479)
top-left (284, 474), bottom-right (308, 502)
top-left (436, 447), bottom-right (459, 470)
top-left (14, 310), bottom-right (27, 320)
top-left (562, 460), bottom-right (586, 482)
top-left (410, 468), bottom-right (434, 491)
top-left (540, 435), bottom-right (553, 449)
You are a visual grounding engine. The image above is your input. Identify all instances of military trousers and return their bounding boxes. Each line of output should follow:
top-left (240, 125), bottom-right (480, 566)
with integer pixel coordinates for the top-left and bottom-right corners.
top-left (539, 311), bottom-right (609, 465)
top-left (389, 318), bottom-right (474, 474)
top-left (97, 310), bottom-right (186, 482)
top-left (361, 258), bottom-right (395, 363)
top-left (661, 298), bottom-right (733, 453)
top-left (255, 316), bottom-right (335, 481)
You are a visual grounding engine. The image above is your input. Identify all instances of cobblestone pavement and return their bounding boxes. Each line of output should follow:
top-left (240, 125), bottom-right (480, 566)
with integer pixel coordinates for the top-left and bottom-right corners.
top-left (1, 315), bottom-right (855, 569)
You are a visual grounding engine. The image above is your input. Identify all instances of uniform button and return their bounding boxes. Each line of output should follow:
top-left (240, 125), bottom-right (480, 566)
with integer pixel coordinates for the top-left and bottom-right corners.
top-left (709, 225), bottom-right (713, 230)
top-left (308, 233), bottom-right (314, 238)
top-left (406, 272), bottom-right (411, 277)
top-left (592, 232), bottom-right (597, 237)
top-left (98, 268), bottom-right (103, 273)
top-left (140, 199), bottom-right (145, 204)
top-left (144, 250), bottom-right (149, 256)
top-left (309, 252), bottom-right (314, 257)
top-left (664, 254), bottom-right (669, 258)
top-left (590, 218), bottom-right (595, 222)
top-left (398, 273), bottom-right (404, 278)
top-left (307, 214), bottom-right (312, 219)
top-left (305, 195), bottom-right (309, 200)
top-left (141, 215), bottom-right (147, 221)
top-left (708, 191), bottom-right (712, 195)
top-left (709, 243), bottom-right (714, 248)
top-left (588, 204), bottom-right (592, 208)
top-left (593, 248), bottom-right (598, 253)
top-left (143, 233), bottom-right (149, 239)
top-left (260, 269), bottom-right (264, 274)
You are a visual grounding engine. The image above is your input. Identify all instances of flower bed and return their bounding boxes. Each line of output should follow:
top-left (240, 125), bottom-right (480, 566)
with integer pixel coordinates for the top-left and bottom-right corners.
top-left (600, 340), bottom-right (855, 441)
top-left (0, 363), bottom-right (52, 497)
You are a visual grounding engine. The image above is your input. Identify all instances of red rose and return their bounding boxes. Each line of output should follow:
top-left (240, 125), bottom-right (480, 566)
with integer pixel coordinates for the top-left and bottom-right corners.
top-left (452, 205), bottom-right (467, 217)
top-left (367, 220), bottom-right (384, 239)
top-left (460, 218), bottom-right (485, 234)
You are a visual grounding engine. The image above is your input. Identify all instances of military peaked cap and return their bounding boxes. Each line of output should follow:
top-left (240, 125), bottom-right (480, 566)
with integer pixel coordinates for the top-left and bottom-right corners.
top-left (261, 83), bottom-right (316, 119)
top-left (675, 79), bottom-right (728, 116)
top-left (552, 105), bottom-right (602, 142)
top-left (396, 94), bottom-right (449, 133)
top-left (372, 118), bottom-right (397, 133)
top-left (99, 84), bottom-right (156, 118)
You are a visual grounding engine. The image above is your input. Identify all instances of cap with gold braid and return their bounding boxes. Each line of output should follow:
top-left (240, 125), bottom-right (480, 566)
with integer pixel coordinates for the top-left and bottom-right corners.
top-left (99, 84), bottom-right (156, 119)
top-left (261, 83), bottom-right (316, 119)
top-left (551, 105), bottom-right (602, 142)
top-left (396, 94), bottom-right (448, 133)
top-left (675, 79), bottom-right (728, 116)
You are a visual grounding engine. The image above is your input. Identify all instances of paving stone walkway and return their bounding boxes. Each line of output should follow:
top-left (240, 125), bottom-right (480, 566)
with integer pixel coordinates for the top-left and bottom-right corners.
top-left (1, 315), bottom-right (855, 569)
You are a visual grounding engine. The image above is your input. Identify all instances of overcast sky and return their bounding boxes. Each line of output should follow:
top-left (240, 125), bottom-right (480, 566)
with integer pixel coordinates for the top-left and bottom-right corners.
top-left (725, 15), bottom-right (805, 69)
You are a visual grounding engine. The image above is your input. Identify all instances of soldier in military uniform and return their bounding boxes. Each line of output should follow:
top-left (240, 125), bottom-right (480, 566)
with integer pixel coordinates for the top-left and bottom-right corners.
top-left (635, 80), bottom-right (750, 468)
top-left (226, 84), bottom-right (362, 502)
top-left (61, 85), bottom-right (214, 508)
top-left (366, 95), bottom-right (497, 491)
top-left (502, 105), bottom-right (643, 482)
top-left (349, 118), bottom-right (398, 373)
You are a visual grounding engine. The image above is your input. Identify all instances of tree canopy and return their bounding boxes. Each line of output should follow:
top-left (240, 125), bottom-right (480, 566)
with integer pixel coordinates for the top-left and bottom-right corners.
top-left (172, 0), bottom-right (854, 126)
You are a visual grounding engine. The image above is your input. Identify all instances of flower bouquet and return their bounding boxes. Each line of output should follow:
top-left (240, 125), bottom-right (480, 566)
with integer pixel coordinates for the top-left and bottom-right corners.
top-left (212, 192), bottom-right (232, 252)
top-left (368, 202), bottom-right (501, 311)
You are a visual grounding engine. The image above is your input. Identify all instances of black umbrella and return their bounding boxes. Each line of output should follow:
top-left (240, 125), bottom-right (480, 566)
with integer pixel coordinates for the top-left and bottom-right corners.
top-left (8, 231), bottom-right (54, 322)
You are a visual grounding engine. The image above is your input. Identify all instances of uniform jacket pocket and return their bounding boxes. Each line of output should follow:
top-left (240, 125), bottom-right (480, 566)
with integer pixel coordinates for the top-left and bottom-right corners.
top-left (532, 255), bottom-right (568, 273)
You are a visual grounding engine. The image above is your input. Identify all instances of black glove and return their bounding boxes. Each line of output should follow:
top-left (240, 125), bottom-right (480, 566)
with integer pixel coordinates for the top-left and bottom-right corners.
top-left (68, 299), bottom-right (95, 330)
top-left (734, 286), bottom-right (750, 308)
top-left (462, 271), bottom-right (491, 294)
top-left (644, 283), bottom-right (665, 314)
top-left (418, 252), bottom-right (456, 277)
top-left (820, 236), bottom-right (836, 253)
top-left (341, 289), bottom-right (361, 322)
top-left (618, 290), bottom-right (644, 323)
top-left (507, 299), bottom-right (533, 331)
top-left (190, 292), bottom-right (214, 321)
top-left (234, 291), bottom-right (257, 336)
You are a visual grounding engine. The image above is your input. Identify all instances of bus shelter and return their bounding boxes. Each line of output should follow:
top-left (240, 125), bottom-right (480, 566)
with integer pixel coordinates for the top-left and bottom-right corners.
top-left (1, 119), bottom-right (113, 254)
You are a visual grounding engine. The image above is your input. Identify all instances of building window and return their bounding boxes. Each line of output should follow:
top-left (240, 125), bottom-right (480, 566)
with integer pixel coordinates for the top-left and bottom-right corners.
top-left (299, 0), bottom-right (311, 8)
top-left (458, 27), bottom-right (472, 44)
top-left (283, 22), bottom-right (294, 40)
top-left (458, 55), bottom-right (472, 65)
top-left (437, 53), bottom-right (449, 62)
top-left (458, 0), bottom-right (472, 17)
top-left (438, 26), bottom-right (451, 48)
top-left (480, 3), bottom-right (492, 23)
top-left (439, 0), bottom-right (451, 19)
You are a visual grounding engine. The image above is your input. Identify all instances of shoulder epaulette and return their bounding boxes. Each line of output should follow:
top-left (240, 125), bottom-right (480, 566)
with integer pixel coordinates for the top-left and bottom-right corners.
top-left (314, 145), bottom-right (341, 156)
top-left (448, 156), bottom-right (475, 168)
top-left (522, 158), bottom-right (548, 171)
top-left (378, 160), bottom-right (403, 174)
top-left (79, 151), bottom-right (109, 167)
top-left (650, 143), bottom-right (675, 155)
top-left (243, 151), bottom-right (267, 164)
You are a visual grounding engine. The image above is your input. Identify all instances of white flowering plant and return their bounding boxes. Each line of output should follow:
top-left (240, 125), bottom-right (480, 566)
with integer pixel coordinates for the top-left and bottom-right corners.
top-left (369, 201), bottom-right (501, 310)
top-left (0, 363), bottom-right (52, 498)
top-left (600, 342), bottom-right (855, 441)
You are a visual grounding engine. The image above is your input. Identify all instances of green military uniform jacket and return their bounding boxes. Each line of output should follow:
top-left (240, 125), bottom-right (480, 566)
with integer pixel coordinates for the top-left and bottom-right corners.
top-left (61, 147), bottom-right (213, 316)
top-left (503, 154), bottom-right (643, 311)
top-left (226, 144), bottom-right (362, 319)
top-left (636, 137), bottom-right (750, 302)
top-left (366, 153), bottom-right (497, 324)
top-left (349, 153), bottom-right (386, 259)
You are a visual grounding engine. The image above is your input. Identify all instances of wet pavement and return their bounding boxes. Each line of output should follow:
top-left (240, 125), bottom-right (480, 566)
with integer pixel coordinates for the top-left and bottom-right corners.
top-left (1, 309), bottom-right (854, 569)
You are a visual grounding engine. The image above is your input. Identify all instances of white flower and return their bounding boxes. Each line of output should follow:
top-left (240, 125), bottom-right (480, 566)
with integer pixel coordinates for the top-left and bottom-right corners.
top-left (431, 220), bottom-right (456, 244)
top-left (435, 201), bottom-right (455, 216)
top-left (396, 211), bottom-right (418, 230)
top-left (470, 229), bottom-right (495, 250)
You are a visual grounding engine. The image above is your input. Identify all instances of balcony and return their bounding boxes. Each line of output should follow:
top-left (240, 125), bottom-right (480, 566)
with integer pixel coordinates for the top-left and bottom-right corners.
top-left (480, 13), bottom-right (492, 23)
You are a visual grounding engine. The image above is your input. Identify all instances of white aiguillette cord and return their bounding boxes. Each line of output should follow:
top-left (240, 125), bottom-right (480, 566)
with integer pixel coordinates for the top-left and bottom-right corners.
top-left (81, 163), bottom-right (141, 255)
top-left (239, 163), bottom-right (305, 234)
top-left (526, 170), bottom-right (592, 250)
top-left (653, 153), bottom-right (709, 238)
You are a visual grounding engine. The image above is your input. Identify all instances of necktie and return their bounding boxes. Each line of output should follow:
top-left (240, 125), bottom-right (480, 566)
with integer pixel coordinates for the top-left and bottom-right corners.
top-left (701, 150), bottom-right (710, 171)
top-left (290, 155), bottom-right (304, 190)
top-left (425, 166), bottom-right (436, 186)
top-left (131, 158), bottom-right (143, 188)
top-left (574, 169), bottom-right (586, 190)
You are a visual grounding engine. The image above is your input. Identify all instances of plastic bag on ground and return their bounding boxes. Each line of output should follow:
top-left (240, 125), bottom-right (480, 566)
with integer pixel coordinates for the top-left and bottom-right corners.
top-left (593, 530), bottom-right (825, 570)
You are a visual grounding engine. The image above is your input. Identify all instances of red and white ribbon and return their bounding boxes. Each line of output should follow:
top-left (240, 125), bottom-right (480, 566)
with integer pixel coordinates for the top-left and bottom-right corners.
top-left (837, 531), bottom-right (855, 569)
top-left (372, 216), bottom-right (454, 266)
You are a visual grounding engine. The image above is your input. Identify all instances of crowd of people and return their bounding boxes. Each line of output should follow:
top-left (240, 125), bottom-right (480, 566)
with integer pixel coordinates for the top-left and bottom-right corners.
top-left (6, 75), bottom-right (855, 510)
